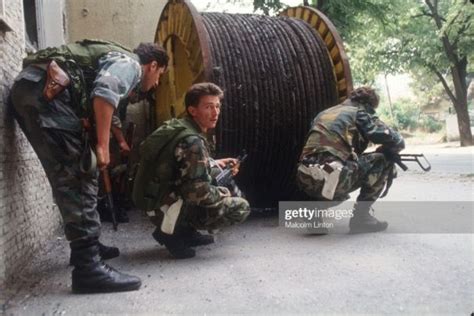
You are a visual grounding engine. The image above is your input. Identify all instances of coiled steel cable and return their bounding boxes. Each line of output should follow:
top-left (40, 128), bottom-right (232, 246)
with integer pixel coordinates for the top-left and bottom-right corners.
top-left (202, 12), bottom-right (338, 206)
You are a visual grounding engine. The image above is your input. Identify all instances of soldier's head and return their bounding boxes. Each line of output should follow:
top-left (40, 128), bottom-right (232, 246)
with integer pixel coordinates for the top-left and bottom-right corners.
top-left (134, 42), bottom-right (169, 92)
top-left (349, 86), bottom-right (380, 108)
top-left (185, 82), bottom-right (224, 133)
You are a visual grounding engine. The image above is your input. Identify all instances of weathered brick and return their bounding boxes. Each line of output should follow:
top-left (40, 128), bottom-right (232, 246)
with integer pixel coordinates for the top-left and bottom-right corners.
top-left (0, 0), bottom-right (62, 286)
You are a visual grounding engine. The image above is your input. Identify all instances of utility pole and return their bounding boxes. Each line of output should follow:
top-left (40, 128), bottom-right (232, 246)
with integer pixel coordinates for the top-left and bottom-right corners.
top-left (384, 73), bottom-right (397, 127)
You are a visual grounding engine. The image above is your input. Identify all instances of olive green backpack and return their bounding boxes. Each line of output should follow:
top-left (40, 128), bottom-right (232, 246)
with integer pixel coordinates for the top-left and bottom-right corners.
top-left (132, 118), bottom-right (202, 212)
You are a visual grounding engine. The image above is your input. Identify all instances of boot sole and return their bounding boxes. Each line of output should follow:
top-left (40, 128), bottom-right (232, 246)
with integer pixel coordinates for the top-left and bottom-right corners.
top-left (72, 282), bottom-right (141, 294)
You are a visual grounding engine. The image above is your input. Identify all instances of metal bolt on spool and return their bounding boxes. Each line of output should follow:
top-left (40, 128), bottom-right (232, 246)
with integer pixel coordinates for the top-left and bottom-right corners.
top-left (154, 0), bottom-right (353, 207)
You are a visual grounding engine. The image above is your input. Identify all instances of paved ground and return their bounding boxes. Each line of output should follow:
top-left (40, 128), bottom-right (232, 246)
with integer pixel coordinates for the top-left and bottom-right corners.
top-left (2, 143), bottom-right (473, 315)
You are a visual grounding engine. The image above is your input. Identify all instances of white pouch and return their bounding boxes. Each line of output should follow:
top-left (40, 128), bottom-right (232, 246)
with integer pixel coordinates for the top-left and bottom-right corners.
top-left (321, 161), bottom-right (343, 200)
top-left (160, 198), bottom-right (183, 234)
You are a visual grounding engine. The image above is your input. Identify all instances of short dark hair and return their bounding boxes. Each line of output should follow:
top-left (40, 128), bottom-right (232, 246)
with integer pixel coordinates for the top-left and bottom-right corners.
top-left (185, 82), bottom-right (224, 109)
top-left (349, 86), bottom-right (379, 107)
top-left (133, 42), bottom-right (169, 67)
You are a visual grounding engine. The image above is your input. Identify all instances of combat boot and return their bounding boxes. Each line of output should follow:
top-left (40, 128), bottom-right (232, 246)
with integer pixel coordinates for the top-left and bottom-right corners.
top-left (98, 242), bottom-right (120, 260)
top-left (69, 241), bottom-right (119, 265)
top-left (181, 226), bottom-right (214, 247)
top-left (349, 204), bottom-right (388, 233)
top-left (152, 228), bottom-right (196, 259)
top-left (70, 239), bottom-right (141, 293)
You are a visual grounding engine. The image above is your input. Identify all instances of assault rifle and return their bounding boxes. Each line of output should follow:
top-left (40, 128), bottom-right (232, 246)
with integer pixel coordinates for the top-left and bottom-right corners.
top-left (378, 147), bottom-right (431, 198)
top-left (378, 147), bottom-right (431, 172)
top-left (101, 169), bottom-right (118, 231)
top-left (216, 150), bottom-right (248, 197)
top-left (108, 122), bottom-right (136, 224)
top-left (80, 118), bottom-right (119, 230)
top-left (117, 122), bottom-right (136, 198)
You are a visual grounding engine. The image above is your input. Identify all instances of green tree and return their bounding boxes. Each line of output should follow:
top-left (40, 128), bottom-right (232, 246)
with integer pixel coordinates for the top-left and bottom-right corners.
top-left (390, 0), bottom-right (473, 146)
top-left (253, 0), bottom-right (473, 146)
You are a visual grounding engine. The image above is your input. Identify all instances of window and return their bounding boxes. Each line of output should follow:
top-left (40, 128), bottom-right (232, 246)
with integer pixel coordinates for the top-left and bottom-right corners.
top-left (23, 0), bottom-right (38, 51)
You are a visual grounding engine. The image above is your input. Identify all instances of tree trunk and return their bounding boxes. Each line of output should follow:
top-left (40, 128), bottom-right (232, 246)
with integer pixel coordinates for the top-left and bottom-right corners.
top-left (452, 58), bottom-right (472, 146)
top-left (453, 96), bottom-right (472, 146)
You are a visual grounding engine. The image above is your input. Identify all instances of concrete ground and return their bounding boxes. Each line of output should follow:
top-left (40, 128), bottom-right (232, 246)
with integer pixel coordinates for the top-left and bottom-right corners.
top-left (2, 143), bottom-right (473, 315)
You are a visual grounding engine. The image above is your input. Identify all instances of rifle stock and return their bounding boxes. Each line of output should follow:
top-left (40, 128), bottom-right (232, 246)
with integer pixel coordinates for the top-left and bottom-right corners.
top-left (399, 153), bottom-right (431, 171)
top-left (101, 168), bottom-right (118, 231)
top-left (380, 149), bottom-right (431, 172)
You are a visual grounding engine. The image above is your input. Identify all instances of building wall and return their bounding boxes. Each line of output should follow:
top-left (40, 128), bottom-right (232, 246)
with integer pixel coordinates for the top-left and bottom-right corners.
top-left (0, 0), bottom-right (167, 288)
top-left (65, 0), bottom-right (167, 151)
top-left (65, 0), bottom-right (166, 48)
top-left (0, 0), bottom-right (62, 287)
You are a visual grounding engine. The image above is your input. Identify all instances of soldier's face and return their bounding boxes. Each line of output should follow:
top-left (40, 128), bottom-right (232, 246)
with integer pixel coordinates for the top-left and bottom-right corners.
top-left (141, 61), bottom-right (166, 92)
top-left (188, 95), bottom-right (221, 133)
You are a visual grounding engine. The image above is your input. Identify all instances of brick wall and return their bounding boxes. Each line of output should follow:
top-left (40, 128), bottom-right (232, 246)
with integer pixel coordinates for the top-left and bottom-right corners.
top-left (0, 0), bottom-right (61, 287)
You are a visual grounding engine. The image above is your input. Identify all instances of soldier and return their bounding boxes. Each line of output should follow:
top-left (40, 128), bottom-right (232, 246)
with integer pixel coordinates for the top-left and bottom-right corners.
top-left (9, 40), bottom-right (168, 293)
top-left (133, 82), bottom-right (250, 259)
top-left (296, 86), bottom-right (404, 233)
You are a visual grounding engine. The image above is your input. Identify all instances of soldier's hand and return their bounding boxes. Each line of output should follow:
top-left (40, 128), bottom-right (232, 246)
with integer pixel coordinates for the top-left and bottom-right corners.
top-left (231, 161), bottom-right (240, 176)
top-left (118, 140), bottom-right (131, 156)
top-left (96, 144), bottom-right (110, 170)
top-left (216, 158), bottom-right (239, 175)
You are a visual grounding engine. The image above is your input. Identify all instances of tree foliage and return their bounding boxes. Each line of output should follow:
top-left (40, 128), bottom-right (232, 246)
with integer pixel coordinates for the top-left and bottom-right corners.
top-left (252, 0), bottom-right (473, 145)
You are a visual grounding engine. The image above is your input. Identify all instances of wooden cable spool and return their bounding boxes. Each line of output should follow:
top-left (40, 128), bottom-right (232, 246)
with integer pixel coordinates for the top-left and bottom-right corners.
top-left (154, 0), bottom-right (353, 207)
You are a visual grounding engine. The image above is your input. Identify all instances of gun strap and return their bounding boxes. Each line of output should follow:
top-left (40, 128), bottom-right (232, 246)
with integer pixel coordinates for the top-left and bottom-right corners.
top-left (380, 163), bottom-right (395, 198)
top-left (79, 120), bottom-right (97, 175)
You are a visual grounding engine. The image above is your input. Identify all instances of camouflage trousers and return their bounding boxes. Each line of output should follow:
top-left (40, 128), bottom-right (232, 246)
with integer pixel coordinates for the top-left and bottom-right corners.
top-left (9, 67), bottom-right (101, 242)
top-left (296, 152), bottom-right (395, 207)
top-left (149, 196), bottom-right (250, 233)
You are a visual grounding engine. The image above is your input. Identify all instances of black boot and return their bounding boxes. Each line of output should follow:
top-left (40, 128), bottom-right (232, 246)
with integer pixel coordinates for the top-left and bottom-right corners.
top-left (182, 226), bottom-right (214, 247)
top-left (349, 204), bottom-right (388, 233)
top-left (98, 242), bottom-right (120, 260)
top-left (70, 239), bottom-right (141, 293)
top-left (69, 242), bottom-right (119, 265)
top-left (152, 228), bottom-right (195, 259)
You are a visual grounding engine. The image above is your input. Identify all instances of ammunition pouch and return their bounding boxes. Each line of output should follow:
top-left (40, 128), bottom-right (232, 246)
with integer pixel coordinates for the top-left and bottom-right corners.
top-left (298, 160), bottom-right (343, 200)
top-left (160, 198), bottom-right (183, 235)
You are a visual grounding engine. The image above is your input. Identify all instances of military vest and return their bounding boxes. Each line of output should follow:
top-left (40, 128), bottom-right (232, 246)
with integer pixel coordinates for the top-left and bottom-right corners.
top-left (303, 100), bottom-right (371, 160)
top-left (132, 117), bottom-right (203, 212)
top-left (23, 39), bottom-right (136, 117)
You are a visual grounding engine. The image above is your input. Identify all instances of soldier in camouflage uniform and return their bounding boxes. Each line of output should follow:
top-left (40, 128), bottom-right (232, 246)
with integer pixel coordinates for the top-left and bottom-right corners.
top-left (133, 82), bottom-right (250, 259)
top-left (9, 40), bottom-right (168, 293)
top-left (296, 87), bottom-right (404, 233)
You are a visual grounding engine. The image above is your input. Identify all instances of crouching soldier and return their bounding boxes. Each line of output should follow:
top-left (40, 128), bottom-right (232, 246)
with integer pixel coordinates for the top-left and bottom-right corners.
top-left (296, 86), bottom-right (404, 233)
top-left (133, 82), bottom-right (250, 258)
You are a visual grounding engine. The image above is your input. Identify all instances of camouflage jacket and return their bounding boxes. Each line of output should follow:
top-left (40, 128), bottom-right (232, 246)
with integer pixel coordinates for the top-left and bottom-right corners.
top-left (174, 118), bottom-right (227, 209)
top-left (301, 99), bottom-right (403, 161)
